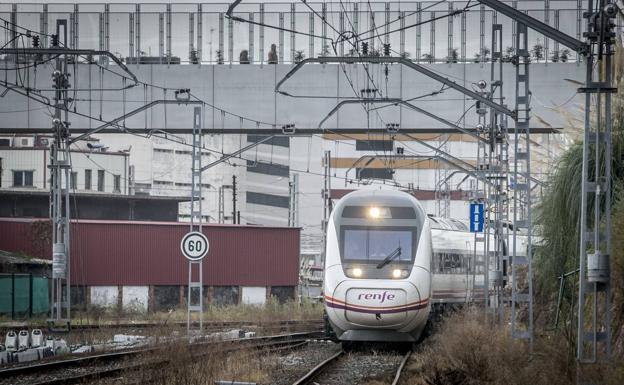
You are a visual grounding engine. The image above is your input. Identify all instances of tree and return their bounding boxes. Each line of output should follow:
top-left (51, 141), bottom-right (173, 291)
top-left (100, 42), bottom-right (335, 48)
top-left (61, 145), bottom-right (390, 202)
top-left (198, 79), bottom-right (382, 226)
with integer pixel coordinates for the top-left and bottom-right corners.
top-left (474, 48), bottom-right (491, 63)
top-left (532, 40), bottom-right (544, 62)
top-left (559, 49), bottom-right (570, 63)
top-left (550, 50), bottom-right (560, 63)
top-left (533, 65), bottom-right (624, 343)
top-left (400, 51), bottom-right (411, 59)
top-left (446, 48), bottom-right (459, 63)
top-left (503, 46), bottom-right (515, 60)
top-left (294, 50), bottom-right (305, 63)
top-left (483, 47), bottom-right (491, 61)
top-left (422, 53), bottom-right (434, 63)
top-left (319, 44), bottom-right (331, 57)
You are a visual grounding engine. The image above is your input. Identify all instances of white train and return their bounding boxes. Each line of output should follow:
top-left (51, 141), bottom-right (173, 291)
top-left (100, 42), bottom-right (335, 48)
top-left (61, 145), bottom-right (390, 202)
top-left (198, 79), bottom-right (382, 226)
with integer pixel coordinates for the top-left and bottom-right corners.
top-left (323, 189), bottom-right (528, 343)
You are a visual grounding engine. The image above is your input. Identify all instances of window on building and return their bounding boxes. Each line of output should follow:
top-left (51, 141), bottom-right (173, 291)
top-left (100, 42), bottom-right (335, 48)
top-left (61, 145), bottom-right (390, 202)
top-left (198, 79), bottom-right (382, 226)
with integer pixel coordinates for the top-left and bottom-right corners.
top-left (246, 160), bottom-right (289, 177)
top-left (85, 169), bottom-right (92, 190)
top-left (113, 175), bottom-right (121, 193)
top-left (0, 139), bottom-right (10, 146)
top-left (70, 172), bottom-right (77, 190)
top-left (246, 191), bottom-right (290, 209)
top-left (356, 168), bottom-right (394, 180)
top-left (97, 170), bottom-right (105, 192)
top-left (247, 135), bottom-right (290, 148)
top-left (13, 170), bottom-right (34, 187)
top-left (355, 140), bottom-right (394, 151)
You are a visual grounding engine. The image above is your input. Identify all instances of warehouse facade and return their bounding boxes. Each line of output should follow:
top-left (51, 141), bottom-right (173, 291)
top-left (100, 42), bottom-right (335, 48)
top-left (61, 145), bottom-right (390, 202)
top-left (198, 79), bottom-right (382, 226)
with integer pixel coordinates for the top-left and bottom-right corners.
top-left (0, 218), bottom-right (300, 312)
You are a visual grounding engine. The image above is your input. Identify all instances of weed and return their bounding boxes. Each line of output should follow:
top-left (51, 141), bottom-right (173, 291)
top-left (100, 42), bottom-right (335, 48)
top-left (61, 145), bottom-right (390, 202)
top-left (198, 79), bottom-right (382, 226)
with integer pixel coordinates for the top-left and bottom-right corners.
top-left (402, 309), bottom-right (623, 385)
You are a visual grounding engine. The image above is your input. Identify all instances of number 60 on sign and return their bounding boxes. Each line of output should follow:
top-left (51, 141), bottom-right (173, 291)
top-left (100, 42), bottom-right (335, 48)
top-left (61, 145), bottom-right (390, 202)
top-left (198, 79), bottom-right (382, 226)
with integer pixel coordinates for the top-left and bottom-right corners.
top-left (181, 231), bottom-right (209, 261)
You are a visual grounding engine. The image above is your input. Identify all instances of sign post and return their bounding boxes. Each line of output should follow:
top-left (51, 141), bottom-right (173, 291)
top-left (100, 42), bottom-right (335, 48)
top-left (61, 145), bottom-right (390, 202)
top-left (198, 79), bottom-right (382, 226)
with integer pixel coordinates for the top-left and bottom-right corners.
top-left (184, 106), bottom-right (205, 335)
top-left (470, 203), bottom-right (484, 233)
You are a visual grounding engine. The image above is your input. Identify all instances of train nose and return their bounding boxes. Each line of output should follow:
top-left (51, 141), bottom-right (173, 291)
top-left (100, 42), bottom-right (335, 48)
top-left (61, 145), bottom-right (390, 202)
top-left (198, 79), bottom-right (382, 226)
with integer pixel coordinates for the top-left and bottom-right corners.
top-left (341, 288), bottom-right (419, 327)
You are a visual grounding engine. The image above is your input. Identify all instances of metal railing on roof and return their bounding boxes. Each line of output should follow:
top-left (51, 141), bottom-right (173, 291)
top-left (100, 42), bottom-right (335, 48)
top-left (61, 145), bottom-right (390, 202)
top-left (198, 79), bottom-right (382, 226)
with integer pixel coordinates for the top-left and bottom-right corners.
top-left (0, 1), bottom-right (588, 65)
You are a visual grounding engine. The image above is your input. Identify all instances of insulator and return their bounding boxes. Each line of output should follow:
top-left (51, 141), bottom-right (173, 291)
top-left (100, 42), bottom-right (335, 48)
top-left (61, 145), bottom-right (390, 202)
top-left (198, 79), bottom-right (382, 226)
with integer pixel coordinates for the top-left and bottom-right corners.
top-left (50, 34), bottom-right (59, 47)
top-left (32, 35), bottom-right (40, 48)
top-left (361, 42), bottom-right (368, 55)
top-left (383, 43), bottom-right (390, 56)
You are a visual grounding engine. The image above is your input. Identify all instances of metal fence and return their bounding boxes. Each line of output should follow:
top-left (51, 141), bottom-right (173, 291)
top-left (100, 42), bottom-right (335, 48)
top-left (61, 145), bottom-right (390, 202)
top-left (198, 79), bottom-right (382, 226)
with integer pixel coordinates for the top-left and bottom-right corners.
top-left (0, 1), bottom-right (589, 64)
top-left (0, 274), bottom-right (49, 319)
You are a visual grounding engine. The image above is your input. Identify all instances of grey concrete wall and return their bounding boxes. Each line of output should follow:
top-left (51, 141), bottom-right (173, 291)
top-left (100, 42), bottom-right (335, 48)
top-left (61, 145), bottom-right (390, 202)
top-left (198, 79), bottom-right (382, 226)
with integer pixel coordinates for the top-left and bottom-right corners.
top-left (0, 62), bottom-right (584, 133)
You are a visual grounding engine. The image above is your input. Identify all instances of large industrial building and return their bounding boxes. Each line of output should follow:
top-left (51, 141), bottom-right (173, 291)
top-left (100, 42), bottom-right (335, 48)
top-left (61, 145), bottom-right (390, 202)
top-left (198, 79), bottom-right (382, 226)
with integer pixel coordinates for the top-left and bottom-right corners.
top-left (0, 2), bottom-right (585, 243)
top-left (0, 0), bottom-right (595, 308)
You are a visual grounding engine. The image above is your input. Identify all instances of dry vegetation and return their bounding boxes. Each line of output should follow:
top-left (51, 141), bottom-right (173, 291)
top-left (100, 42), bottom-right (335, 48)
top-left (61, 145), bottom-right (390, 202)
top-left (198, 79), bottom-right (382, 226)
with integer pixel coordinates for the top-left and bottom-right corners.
top-left (125, 341), bottom-right (273, 385)
top-left (401, 309), bottom-right (624, 385)
top-left (66, 299), bottom-right (323, 326)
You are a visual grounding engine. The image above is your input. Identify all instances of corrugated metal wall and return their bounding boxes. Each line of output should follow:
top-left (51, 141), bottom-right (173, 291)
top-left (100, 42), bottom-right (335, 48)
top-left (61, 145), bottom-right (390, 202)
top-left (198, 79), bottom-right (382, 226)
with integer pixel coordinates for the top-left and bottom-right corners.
top-left (0, 218), bottom-right (299, 286)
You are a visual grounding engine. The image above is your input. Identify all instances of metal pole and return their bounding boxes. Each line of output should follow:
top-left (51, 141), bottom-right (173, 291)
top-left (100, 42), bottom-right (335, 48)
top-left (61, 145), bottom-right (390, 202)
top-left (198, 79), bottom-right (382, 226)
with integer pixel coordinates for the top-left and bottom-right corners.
top-left (232, 175), bottom-right (237, 224)
top-left (293, 173), bottom-right (299, 227)
top-left (577, 0), bottom-right (614, 364)
top-left (49, 20), bottom-right (71, 331)
top-left (321, 151), bottom-right (331, 268)
top-left (511, 22), bottom-right (533, 349)
top-left (187, 106), bottom-right (203, 334)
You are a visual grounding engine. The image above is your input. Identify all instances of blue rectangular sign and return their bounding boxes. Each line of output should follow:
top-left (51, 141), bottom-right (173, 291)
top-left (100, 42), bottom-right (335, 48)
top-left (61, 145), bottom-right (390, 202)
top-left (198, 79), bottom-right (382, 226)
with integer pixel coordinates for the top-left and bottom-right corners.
top-left (469, 203), bottom-right (484, 233)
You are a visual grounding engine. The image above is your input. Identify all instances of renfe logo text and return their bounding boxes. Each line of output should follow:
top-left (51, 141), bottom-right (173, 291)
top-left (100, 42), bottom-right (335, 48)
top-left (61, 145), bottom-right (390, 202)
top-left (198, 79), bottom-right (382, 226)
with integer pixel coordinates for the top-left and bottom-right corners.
top-left (358, 291), bottom-right (396, 303)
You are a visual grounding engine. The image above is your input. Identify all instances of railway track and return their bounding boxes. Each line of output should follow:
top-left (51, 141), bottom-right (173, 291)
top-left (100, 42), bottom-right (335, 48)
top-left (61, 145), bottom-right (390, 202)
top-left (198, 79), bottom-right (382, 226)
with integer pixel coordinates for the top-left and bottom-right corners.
top-left (292, 348), bottom-right (412, 385)
top-left (0, 331), bottom-right (324, 385)
top-left (0, 319), bottom-right (323, 334)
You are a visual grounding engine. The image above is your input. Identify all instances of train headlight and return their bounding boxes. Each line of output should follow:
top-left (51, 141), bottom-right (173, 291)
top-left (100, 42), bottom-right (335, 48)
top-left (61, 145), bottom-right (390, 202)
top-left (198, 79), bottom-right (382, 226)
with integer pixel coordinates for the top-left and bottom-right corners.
top-left (392, 269), bottom-right (408, 279)
top-left (369, 207), bottom-right (381, 218)
top-left (352, 267), bottom-right (363, 278)
top-left (368, 206), bottom-right (391, 219)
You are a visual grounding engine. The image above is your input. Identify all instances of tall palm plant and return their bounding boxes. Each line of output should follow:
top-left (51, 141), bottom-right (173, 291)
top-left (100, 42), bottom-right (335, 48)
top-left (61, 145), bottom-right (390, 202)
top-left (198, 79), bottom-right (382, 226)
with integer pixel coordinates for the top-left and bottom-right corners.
top-left (533, 41), bottom-right (624, 352)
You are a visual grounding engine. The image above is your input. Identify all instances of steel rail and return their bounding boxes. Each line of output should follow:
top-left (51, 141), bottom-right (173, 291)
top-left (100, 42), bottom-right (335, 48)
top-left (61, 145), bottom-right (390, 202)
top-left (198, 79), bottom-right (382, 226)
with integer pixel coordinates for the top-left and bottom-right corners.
top-left (391, 351), bottom-right (412, 385)
top-left (291, 350), bottom-right (344, 385)
top-left (0, 319), bottom-right (323, 334)
top-left (0, 331), bottom-right (323, 380)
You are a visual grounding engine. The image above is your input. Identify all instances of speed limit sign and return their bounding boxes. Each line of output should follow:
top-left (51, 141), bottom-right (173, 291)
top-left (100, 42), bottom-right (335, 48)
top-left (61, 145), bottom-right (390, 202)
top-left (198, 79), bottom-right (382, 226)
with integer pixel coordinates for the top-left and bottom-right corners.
top-left (180, 231), bottom-right (209, 261)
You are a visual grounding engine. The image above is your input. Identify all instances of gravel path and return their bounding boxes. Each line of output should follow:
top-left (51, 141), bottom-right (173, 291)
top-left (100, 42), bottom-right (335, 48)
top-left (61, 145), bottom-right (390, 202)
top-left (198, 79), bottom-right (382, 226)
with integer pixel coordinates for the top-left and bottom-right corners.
top-left (4, 340), bottom-right (406, 385)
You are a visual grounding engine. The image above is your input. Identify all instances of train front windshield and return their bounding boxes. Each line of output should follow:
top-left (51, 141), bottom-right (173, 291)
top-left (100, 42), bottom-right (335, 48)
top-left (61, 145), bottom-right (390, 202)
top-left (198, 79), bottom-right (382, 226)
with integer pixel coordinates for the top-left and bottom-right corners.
top-left (342, 227), bottom-right (416, 264)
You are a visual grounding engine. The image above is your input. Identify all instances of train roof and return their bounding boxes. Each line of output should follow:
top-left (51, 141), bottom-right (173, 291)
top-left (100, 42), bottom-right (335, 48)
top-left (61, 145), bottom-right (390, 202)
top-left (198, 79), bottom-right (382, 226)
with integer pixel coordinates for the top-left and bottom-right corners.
top-left (429, 216), bottom-right (530, 236)
top-left (428, 216), bottom-right (470, 231)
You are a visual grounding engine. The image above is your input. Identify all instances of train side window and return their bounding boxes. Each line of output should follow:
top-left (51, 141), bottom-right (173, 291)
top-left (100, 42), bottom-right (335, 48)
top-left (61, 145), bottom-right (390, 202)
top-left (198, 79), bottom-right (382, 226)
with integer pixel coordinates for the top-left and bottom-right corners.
top-left (434, 251), bottom-right (470, 274)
